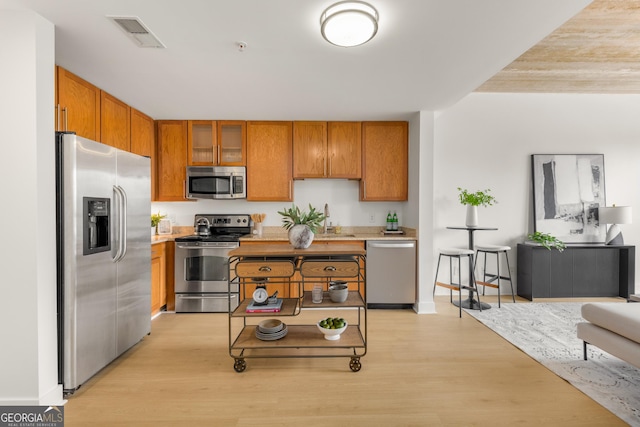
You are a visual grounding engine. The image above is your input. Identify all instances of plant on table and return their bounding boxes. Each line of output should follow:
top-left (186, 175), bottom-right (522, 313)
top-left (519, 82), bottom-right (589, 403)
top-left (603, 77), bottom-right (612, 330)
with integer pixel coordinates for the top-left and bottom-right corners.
top-left (151, 212), bottom-right (166, 234)
top-left (457, 187), bottom-right (497, 227)
top-left (457, 187), bottom-right (497, 207)
top-left (277, 203), bottom-right (326, 233)
top-left (527, 231), bottom-right (566, 252)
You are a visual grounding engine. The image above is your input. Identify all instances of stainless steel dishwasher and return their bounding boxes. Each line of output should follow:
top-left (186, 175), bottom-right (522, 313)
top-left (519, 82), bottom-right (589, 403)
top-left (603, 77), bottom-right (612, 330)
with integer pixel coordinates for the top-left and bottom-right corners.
top-left (366, 240), bottom-right (416, 309)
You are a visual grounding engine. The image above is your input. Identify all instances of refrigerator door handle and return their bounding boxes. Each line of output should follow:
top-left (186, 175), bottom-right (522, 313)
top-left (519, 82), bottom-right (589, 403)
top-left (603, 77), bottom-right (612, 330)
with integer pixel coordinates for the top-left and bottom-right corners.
top-left (113, 185), bottom-right (128, 262)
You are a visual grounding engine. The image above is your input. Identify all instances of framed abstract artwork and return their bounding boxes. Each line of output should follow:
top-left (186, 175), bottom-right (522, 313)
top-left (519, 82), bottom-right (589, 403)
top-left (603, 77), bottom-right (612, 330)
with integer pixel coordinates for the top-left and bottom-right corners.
top-left (531, 154), bottom-right (606, 243)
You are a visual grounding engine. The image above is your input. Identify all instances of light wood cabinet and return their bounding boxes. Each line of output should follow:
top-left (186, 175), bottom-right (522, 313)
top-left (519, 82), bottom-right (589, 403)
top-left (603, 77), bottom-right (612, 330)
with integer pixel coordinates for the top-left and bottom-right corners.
top-left (155, 120), bottom-right (189, 201)
top-left (360, 121), bottom-right (408, 201)
top-left (187, 120), bottom-right (217, 165)
top-left (293, 121), bottom-right (361, 179)
top-left (56, 66), bottom-right (101, 141)
top-left (327, 122), bottom-right (361, 178)
top-left (218, 120), bottom-right (246, 165)
top-left (130, 108), bottom-right (155, 198)
top-left (130, 108), bottom-right (154, 157)
top-left (293, 121), bottom-right (327, 178)
top-left (187, 120), bottom-right (246, 166)
top-left (100, 91), bottom-right (131, 151)
top-left (165, 242), bottom-right (176, 311)
top-left (151, 243), bottom-right (167, 315)
top-left (246, 121), bottom-right (293, 201)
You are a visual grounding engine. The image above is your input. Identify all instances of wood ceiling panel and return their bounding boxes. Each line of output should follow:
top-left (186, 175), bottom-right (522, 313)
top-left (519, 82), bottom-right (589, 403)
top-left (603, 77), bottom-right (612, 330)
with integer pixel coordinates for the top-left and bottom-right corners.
top-left (476, 0), bottom-right (640, 93)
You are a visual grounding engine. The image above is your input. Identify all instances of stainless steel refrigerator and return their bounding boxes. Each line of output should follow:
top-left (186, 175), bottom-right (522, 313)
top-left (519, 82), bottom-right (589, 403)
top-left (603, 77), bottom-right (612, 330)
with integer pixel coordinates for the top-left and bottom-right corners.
top-left (56, 132), bottom-right (151, 393)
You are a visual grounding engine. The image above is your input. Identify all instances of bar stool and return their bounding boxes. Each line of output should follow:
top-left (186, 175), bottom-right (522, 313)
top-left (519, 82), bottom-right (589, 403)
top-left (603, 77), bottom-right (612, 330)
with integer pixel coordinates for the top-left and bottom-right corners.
top-left (433, 248), bottom-right (482, 317)
top-left (474, 244), bottom-right (515, 307)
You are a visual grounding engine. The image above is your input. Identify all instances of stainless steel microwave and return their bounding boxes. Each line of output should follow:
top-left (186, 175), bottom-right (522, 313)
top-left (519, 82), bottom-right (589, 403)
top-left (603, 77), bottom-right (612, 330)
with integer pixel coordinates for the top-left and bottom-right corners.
top-left (186, 166), bottom-right (246, 199)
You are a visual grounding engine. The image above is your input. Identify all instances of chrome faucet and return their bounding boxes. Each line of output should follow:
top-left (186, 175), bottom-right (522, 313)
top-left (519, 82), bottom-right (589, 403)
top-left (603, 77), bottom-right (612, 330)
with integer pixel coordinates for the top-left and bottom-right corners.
top-left (323, 203), bottom-right (332, 234)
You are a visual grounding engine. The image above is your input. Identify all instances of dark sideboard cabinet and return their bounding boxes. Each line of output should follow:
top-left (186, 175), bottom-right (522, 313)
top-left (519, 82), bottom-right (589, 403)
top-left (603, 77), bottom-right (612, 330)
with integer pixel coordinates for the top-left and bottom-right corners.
top-left (517, 244), bottom-right (635, 301)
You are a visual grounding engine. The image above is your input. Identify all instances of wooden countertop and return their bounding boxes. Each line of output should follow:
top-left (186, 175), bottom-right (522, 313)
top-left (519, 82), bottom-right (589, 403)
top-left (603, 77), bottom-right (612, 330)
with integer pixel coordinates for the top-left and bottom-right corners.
top-left (228, 243), bottom-right (366, 257)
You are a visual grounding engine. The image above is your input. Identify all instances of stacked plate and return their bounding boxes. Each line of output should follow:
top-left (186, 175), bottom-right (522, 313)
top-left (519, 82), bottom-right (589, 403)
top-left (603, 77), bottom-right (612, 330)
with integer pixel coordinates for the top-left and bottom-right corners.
top-left (255, 319), bottom-right (288, 341)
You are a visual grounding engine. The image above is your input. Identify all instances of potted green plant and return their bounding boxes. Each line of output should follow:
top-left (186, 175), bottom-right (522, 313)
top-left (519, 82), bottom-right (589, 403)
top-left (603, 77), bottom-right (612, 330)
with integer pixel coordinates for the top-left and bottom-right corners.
top-left (457, 187), bottom-right (497, 227)
top-left (527, 231), bottom-right (566, 252)
top-left (151, 212), bottom-right (166, 235)
top-left (277, 203), bottom-right (325, 248)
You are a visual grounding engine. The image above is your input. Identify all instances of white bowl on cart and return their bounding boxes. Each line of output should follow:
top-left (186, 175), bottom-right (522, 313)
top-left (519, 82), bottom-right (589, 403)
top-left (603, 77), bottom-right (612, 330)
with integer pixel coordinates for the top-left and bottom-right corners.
top-left (317, 319), bottom-right (348, 340)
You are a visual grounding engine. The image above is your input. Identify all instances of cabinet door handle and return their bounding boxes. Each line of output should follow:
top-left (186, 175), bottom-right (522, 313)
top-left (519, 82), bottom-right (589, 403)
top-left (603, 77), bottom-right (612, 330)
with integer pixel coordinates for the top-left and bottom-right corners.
top-left (63, 107), bottom-right (68, 131)
top-left (55, 104), bottom-right (60, 131)
top-left (324, 266), bottom-right (337, 271)
top-left (323, 155), bottom-right (326, 177)
top-left (258, 266), bottom-right (272, 272)
top-left (329, 155), bottom-right (332, 177)
top-left (217, 145), bottom-right (221, 164)
top-left (289, 181), bottom-right (292, 200)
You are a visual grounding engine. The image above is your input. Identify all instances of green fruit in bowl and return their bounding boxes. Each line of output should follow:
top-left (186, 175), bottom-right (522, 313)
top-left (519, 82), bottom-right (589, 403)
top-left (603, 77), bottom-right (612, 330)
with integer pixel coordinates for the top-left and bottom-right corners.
top-left (319, 317), bottom-right (346, 329)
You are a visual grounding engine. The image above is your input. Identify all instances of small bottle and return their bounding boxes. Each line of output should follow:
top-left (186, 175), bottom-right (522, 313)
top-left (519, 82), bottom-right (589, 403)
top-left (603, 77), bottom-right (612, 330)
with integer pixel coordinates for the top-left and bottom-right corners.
top-left (392, 211), bottom-right (398, 231)
top-left (386, 212), bottom-right (392, 231)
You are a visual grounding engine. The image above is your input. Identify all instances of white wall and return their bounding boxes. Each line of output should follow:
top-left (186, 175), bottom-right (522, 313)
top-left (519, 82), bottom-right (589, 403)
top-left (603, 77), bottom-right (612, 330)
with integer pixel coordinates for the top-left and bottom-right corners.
top-left (432, 92), bottom-right (640, 297)
top-left (152, 176), bottom-right (408, 229)
top-left (414, 111), bottom-right (436, 313)
top-left (0, 9), bottom-right (63, 405)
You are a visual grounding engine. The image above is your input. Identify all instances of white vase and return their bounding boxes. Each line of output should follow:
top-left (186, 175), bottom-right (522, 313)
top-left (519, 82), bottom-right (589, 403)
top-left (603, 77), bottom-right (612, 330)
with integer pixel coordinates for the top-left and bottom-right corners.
top-left (288, 224), bottom-right (314, 249)
top-left (465, 205), bottom-right (478, 227)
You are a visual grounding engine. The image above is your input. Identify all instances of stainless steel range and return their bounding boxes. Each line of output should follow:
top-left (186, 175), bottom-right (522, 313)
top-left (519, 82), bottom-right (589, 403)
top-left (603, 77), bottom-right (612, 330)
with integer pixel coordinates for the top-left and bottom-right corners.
top-left (174, 214), bottom-right (250, 313)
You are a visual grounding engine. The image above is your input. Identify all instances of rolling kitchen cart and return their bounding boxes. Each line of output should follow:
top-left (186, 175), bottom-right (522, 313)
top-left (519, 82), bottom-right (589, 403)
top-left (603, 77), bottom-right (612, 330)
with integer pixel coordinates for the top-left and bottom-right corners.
top-left (227, 244), bottom-right (367, 372)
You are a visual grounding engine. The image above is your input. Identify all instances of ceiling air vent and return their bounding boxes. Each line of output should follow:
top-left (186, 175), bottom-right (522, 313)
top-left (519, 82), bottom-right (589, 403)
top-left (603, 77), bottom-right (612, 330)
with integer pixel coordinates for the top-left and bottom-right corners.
top-left (108, 16), bottom-right (165, 48)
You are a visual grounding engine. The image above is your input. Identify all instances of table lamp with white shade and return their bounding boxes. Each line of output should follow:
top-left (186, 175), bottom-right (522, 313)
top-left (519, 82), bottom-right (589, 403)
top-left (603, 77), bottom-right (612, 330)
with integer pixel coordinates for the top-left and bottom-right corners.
top-left (598, 205), bottom-right (632, 245)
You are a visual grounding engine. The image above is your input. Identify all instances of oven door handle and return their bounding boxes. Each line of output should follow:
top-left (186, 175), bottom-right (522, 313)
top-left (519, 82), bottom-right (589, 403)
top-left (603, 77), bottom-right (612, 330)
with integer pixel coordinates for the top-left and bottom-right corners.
top-left (177, 294), bottom-right (238, 300)
top-left (176, 243), bottom-right (239, 250)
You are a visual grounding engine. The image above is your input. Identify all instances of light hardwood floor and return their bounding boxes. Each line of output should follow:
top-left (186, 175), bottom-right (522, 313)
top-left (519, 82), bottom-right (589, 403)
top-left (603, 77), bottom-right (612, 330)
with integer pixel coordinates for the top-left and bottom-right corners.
top-left (63, 296), bottom-right (626, 426)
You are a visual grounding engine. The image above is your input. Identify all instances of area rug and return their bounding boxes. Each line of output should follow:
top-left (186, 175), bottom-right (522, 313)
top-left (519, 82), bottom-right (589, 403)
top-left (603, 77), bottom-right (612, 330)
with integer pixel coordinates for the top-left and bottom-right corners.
top-left (464, 302), bottom-right (640, 426)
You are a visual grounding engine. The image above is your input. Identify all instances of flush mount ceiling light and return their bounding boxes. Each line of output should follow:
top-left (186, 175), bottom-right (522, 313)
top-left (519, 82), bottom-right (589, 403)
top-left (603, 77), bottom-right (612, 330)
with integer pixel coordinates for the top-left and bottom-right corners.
top-left (320, 1), bottom-right (378, 47)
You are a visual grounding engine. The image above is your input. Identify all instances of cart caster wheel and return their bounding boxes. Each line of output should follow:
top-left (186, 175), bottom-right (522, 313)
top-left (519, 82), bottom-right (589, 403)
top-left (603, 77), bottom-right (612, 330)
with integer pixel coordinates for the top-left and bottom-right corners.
top-left (349, 358), bottom-right (361, 372)
top-left (233, 359), bottom-right (246, 373)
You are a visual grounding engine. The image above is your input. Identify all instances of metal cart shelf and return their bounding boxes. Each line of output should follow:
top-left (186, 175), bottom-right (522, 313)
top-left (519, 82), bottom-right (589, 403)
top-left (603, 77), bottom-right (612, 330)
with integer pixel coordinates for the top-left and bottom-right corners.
top-left (227, 244), bottom-right (367, 373)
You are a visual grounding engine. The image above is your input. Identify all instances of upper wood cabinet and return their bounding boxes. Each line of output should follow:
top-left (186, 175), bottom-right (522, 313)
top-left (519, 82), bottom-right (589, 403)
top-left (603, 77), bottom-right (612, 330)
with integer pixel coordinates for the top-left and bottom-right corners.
top-left (327, 122), bottom-right (361, 179)
top-left (293, 121), bottom-right (361, 179)
top-left (130, 108), bottom-right (155, 196)
top-left (56, 66), bottom-right (101, 141)
top-left (360, 121), bottom-right (408, 201)
top-left (187, 120), bottom-right (217, 165)
top-left (100, 91), bottom-right (130, 151)
top-left (246, 121), bottom-right (293, 201)
top-left (293, 121), bottom-right (326, 178)
top-left (187, 120), bottom-right (246, 166)
top-left (218, 121), bottom-right (246, 165)
top-left (130, 108), bottom-right (154, 157)
top-left (155, 120), bottom-right (189, 201)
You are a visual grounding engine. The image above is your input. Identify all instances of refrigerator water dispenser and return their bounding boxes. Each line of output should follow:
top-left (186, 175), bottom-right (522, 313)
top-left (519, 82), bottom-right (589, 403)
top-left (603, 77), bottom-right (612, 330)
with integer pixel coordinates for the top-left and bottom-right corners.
top-left (83, 197), bottom-right (111, 255)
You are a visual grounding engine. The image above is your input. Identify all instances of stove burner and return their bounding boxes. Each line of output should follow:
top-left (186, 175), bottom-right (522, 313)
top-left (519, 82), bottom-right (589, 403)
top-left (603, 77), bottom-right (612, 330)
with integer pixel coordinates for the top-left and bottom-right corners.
top-left (176, 214), bottom-right (251, 243)
top-left (175, 234), bottom-right (247, 243)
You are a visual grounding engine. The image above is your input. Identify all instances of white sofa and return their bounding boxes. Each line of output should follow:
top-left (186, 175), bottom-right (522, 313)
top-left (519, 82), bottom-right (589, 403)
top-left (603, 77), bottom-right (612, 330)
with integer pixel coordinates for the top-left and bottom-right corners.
top-left (577, 302), bottom-right (640, 369)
